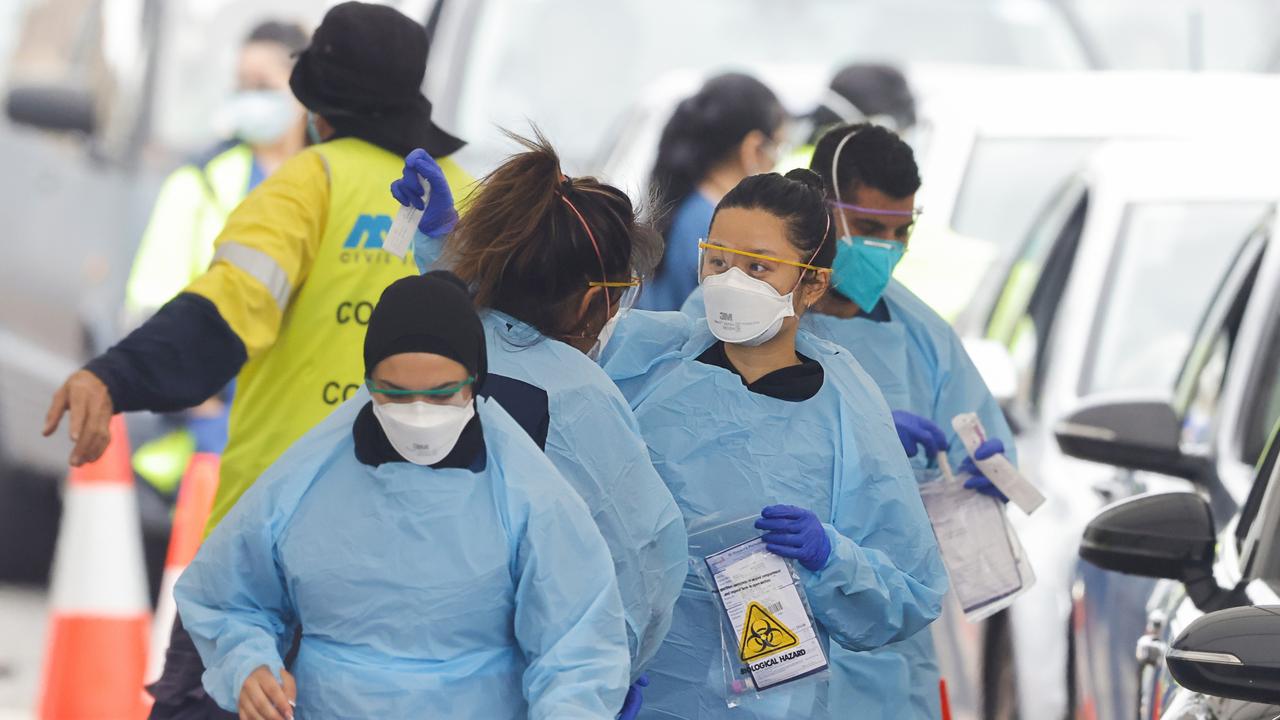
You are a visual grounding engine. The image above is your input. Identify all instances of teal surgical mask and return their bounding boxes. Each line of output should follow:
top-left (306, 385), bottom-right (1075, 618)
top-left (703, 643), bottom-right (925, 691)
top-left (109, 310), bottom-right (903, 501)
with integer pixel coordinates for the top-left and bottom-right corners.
top-left (831, 236), bottom-right (904, 310)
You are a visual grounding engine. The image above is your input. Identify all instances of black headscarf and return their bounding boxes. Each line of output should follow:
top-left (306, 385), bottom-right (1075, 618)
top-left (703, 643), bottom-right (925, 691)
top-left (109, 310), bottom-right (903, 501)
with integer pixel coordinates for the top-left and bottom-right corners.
top-left (355, 271), bottom-right (486, 469)
top-left (363, 271), bottom-right (486, 390)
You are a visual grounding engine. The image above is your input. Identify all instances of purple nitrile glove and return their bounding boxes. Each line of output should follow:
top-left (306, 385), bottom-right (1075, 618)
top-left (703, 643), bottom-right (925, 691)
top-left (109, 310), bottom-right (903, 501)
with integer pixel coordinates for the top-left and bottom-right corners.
top-left (891, 410), bottom-right (947, 459)
top-left (755, 504), bottom-right (832, 572)
top-left (389, 148), bottom-right (458, 237)
top-left (960, 438), bottom-right (1009, 503)
top-left (617, 674), bottom-right (649, 720)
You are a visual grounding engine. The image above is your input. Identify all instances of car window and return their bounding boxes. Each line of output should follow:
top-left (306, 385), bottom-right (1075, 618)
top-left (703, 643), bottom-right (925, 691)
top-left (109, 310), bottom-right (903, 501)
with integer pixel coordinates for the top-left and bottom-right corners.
top-left (1243, 321), bottom-right (1280, 463)
top-left (1081, 202), bottom-right (1269, 397)
top-left (1236, 417), bottom-right (1280, 575)
top-left (989, 186), bottom-right (1088, 411)
top-left (1174, 231), bottom-right (1268, 445)
top-left (951, 138), bottom-right (1100, 266)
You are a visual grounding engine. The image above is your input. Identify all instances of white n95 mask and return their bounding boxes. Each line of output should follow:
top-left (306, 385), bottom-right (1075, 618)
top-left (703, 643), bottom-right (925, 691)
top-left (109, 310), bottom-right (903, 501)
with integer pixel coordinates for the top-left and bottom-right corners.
top-left (701, 267), bottom-right (796, 346)
top-left (372, 399), bottom-right (475, 466)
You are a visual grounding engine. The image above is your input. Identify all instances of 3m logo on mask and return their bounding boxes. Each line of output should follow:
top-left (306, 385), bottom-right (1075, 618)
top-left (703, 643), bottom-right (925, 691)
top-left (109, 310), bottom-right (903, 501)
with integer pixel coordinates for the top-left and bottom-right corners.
top-left (340, 214), bottom-right (408, 265)
top-left (719, 311), bottom-right (734, 321)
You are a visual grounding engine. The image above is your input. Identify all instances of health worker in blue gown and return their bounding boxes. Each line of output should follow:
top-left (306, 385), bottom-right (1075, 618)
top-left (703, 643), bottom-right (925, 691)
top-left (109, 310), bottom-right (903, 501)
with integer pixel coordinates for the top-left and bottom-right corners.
top-left (175, 271), bottom-right (631, 719)
top-left (603, 169), bottom-right (948, 719)
top-left (683, 124), bottom-right (1019, 718)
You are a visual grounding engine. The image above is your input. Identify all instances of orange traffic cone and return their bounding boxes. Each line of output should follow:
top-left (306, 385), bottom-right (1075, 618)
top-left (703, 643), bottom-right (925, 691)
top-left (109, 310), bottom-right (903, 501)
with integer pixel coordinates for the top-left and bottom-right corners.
top-left (39, 414), bottom-right (151, 719)
top-left (145, 452), bottom-right (220, 688)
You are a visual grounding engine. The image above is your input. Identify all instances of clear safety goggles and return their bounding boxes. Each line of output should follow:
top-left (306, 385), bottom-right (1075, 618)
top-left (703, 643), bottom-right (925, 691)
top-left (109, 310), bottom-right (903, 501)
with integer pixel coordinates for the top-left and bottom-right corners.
top-left (698, 241), bottom-right (831, 275)
top-left (827, 200), bottom-right (925, 220)
top-left (590, 276), bottom-right (642, 315)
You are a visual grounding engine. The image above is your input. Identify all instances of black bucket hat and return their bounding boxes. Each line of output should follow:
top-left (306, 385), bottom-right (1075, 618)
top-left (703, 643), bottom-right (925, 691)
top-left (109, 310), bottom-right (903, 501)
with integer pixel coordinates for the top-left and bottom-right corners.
top-left (289, 1), bottom-right (465, 158)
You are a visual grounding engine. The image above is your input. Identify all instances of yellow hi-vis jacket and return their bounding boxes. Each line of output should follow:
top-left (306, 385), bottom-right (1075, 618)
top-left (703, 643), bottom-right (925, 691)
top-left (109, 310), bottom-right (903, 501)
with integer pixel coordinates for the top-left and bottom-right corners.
top-left (185, 137), bottom-right (472, 534)
top-left (126, 143), bottom-right (256, 318)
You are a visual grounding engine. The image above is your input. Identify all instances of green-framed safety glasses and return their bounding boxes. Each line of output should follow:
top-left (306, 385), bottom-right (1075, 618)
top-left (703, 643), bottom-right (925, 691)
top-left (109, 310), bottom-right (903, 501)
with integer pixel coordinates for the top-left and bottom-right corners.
top-left (366, 376), bottom-right (475, 398)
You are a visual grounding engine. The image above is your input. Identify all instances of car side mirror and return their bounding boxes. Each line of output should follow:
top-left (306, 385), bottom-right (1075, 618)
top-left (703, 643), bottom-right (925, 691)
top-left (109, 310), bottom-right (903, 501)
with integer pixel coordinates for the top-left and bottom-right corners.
top-left (962, 338), bottom-right (1016, 405)
top-left (1080, 492), bottom-right (1242, 613)
top-left (1081, 492), bottom-right (1214, 579)
top-left (5, 84), bottom-right (96, 136)
top-left (1166, 606), bottom-right (1280, 705)
top-left (1054, 397), bottom-right (1212, 481)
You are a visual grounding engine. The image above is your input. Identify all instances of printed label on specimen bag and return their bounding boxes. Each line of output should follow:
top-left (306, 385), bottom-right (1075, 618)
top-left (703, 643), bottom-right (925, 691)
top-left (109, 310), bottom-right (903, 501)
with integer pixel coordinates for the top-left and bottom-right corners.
top-left (705, 537), bottom-right (828, 690)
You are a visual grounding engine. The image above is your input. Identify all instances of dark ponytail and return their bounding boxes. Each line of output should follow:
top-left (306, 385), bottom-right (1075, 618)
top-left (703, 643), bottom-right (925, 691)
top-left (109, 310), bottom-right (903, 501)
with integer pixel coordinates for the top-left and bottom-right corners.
top-left (444, 128), bottom-right (660, 339)
top-left (713, 168), bottom-right (835, 275)
top-left (648, 73), bottom-right (785, 238)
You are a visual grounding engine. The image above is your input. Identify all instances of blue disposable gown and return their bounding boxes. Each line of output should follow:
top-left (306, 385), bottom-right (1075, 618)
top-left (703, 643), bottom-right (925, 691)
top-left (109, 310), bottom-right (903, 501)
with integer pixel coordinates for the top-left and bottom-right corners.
top-left (602, 311), bottom-right (948, 719)
top-left (684, 280), bottom-right (1017, 718)
top-left (174, 395), bottom-right (631, 719)
top-left (480, 310), bottom-right (688, 669)
top-left (414, 230), bottom-right (687, 671)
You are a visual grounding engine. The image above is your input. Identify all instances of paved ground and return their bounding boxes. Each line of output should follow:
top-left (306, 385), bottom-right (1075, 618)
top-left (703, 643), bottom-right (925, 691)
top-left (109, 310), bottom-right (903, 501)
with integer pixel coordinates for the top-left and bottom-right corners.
top-left (0, 585), bottom-right (45, 720)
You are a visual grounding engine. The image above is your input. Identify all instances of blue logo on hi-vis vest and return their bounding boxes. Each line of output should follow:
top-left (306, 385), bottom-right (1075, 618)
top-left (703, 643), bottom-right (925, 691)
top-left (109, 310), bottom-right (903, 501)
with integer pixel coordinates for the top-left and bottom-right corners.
top-left (343, 214), bottom-right (393, 249)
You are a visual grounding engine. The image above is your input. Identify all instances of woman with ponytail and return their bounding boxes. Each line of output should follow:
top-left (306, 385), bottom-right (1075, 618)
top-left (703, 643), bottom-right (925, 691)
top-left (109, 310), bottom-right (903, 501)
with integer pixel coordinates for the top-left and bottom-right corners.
top-left (598, 168), bottom-right (948, 718)
top-left (638, 73), bottom-right (787, 311)
top-left (392, 130), bottom-right (686, 718)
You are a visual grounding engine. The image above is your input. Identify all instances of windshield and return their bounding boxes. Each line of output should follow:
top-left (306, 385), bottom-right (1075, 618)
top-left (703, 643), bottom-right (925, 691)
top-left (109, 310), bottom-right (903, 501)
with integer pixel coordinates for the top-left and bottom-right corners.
top-left (951, 137), bottom-right (1100, 263)
top-left (1082, 201), bottom-right (1271, 396)
top-left (447, 0), bottom-right (1089, 171)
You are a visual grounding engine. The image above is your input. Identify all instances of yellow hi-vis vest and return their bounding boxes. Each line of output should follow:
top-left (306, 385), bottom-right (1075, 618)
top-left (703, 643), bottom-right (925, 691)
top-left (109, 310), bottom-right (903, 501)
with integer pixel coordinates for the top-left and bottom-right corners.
top-left (125, 143), bottom-right (255, 319)
top-left (186, 137), bottom-right (472, 533)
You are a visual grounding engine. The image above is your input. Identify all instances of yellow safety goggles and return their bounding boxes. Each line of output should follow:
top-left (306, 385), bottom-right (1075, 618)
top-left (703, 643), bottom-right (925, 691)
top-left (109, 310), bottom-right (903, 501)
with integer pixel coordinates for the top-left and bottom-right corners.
top-left (698, 242), bottom-right (831, 273)
top-left (588, 276), bottom-right (642, 314)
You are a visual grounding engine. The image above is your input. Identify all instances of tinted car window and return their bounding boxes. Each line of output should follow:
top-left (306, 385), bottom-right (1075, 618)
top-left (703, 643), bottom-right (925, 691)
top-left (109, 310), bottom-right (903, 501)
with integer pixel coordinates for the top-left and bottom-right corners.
top-left (1243, 328), bottom-right (1280, 464)
top-left (1082, 202), bottom-right (1268, 396)
top-left (990, 187), bottom-right (1088, 411)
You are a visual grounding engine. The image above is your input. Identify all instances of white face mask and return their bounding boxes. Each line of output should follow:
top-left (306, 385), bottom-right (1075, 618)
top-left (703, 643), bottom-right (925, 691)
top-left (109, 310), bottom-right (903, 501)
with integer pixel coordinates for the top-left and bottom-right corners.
top-left (701, 267), bottom-right (796, 346)
top-left (222, 89), bottom-right (297, 145)
top-left (371, 399), bottom-right (475, 466)
top-left (587, 310), bottom-right (621, 362)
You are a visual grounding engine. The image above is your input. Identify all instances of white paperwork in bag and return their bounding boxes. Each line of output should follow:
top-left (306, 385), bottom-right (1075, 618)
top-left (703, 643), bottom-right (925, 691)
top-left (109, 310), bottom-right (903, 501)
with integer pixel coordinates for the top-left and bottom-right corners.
top-left (383, 175), bottom-right (430, 258)
top-left (919, 477), bottom-right (1034, 621)
top-left (705, 537), bottom-right (828, 691)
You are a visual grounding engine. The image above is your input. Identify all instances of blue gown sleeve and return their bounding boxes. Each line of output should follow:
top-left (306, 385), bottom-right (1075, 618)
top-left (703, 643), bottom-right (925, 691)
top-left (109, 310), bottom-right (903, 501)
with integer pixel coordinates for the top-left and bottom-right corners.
top-left (935, 331), bottom-right (1019, 468)
top-left (599, 310), bottom-right (695, 406)
top-left (173, 471), bottom-right (299, 711)
top-left (511, 487), bottom-right (631, 720)
top-left (794, 345), bottom-right (948, 651)
top-left (544, 386), bottom-right (687, 671)
top-left (412, 228), bottom-right (447, 274)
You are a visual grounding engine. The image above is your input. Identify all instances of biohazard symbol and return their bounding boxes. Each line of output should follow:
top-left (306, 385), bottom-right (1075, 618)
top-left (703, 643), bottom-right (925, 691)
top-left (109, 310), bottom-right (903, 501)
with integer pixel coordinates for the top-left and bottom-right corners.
top-left (737, 601), bottom-right (800, 662)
